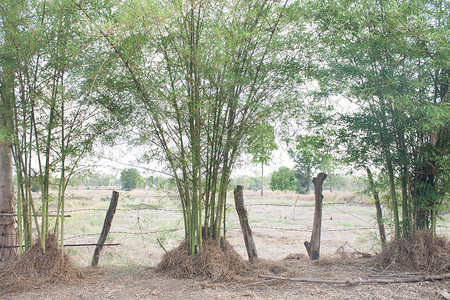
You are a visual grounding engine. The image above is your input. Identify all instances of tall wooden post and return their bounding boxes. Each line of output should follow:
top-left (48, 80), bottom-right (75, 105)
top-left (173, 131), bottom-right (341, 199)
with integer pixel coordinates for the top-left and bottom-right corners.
top-left (304, 173), bottom-right (326, 260)
top-left (234, 185), bottom-right (258, 261)
top-left (0, 143), bottom-right (17, 261)
top-left (92, 191), bottom-right (119, 267)
top-left (0, 5), bottom-right (18, 261)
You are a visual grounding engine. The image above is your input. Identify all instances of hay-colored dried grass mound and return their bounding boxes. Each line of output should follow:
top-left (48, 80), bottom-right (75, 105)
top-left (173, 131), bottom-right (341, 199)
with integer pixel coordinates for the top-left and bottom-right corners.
top-left (378, 231), bottom-right (450, 274)
top-left (246, 258), bottom-right (290, 276)
top-left (0, 235), bottom-right (83, 295)
top-left (156, 237), bottom-right (245, 281)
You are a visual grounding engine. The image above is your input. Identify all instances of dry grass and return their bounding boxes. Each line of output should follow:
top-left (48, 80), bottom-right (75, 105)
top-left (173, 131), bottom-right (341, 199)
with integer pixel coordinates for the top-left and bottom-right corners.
top-left (376, 231), bottom-right (450, 274)
top-left (0, 235), bottom-right (83, 296)
top-left (155, 237), bottom-right (245, 281)
top-left (2, 248), bottom-right (449, 299)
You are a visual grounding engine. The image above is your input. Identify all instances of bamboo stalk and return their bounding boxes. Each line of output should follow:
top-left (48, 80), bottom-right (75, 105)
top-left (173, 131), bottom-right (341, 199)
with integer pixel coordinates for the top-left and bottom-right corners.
top-left (16, 178), bottom-right (23, 256)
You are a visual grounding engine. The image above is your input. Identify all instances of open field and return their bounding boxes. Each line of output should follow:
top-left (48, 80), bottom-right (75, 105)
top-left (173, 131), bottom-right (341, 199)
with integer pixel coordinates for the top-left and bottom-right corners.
top-left (2, 188), bottom-right (449, 299)
top-left (57, 188), bottom-right (449, 267)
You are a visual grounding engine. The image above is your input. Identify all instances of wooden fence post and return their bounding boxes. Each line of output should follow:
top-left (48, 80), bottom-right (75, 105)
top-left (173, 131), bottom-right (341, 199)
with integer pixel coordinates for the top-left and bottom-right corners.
top-left (304, 173), bottom-right (327, 260)
top-left (234, 185), bottom-right (258, 261)
top-left (91, 191), bottom-right (119, 267)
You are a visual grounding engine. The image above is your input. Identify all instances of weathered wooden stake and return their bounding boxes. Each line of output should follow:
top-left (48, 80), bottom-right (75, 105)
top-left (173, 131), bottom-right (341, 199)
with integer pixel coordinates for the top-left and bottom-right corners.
top-left (0, 143), bottom-right (17, 261)
top-left (91, 191), bottom-right (119, 267)
top-left (234, 185), bottom-right (257, 261)
top-left (304, 173), bottom-right (327, 260)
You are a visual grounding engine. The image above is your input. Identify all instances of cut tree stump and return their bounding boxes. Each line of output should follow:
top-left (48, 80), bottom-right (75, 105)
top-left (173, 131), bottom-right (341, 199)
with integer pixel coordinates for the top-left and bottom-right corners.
top-left (234, 185), bottom-right (257, 261)
top-left (91, 191), bottom-right (119, 267)
top-left (304, 173), bottom-right (327, 260)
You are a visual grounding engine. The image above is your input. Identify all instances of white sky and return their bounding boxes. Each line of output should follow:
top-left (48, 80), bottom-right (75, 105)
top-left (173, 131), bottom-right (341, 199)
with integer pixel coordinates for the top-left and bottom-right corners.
top-left (89, 141), bottom-right (295, 179)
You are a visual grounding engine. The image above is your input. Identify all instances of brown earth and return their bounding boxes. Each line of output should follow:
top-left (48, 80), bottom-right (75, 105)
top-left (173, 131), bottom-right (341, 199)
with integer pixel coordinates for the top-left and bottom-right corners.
top-left (2, 255), bottom-right (449, 300)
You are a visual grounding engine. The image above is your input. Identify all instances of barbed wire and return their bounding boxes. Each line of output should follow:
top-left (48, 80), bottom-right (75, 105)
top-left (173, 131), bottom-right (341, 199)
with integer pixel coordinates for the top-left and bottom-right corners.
top-left (5, 196), bottom-right (448, 250)
top-left (5, 222), bottom-right (446, 239)
top-left (63, 228), bottom-right (183, 240)
top-left (62, 225), bottom-right (381, 239)
top-left (63, 207), bottom-right (182, 213)
top-left (109, 228), bottom-right (183, 235)
top-left (245, 201), bottom-right (371, 208)
top-left (60, 201), bottom-right (372, 214)
top-left (228, 225), bottom-right (378, 233)
top-left (0, 243), bottom-right (120, 248)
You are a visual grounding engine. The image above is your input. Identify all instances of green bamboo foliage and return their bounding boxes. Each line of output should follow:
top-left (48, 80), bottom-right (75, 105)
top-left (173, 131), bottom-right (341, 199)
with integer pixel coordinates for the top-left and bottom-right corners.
top-left (1, 0), bottom-right (109, 255)
top-left (75, 0), bottom-right (301, 254)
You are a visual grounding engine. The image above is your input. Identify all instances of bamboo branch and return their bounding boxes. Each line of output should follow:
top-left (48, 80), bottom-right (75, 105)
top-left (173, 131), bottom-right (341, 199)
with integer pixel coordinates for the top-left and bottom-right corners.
top-left (258, 273), bottom-right (450, 285)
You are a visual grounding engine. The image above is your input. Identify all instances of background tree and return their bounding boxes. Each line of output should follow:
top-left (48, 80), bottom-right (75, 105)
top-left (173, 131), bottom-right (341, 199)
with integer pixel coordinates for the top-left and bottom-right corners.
top-left (289, 135), bottom-right (331, 194)
top-left (247, 123), bottom-right (278, 196)
top-left (120, 168), bottom-right (141, 191)
top-left (269, 166), bottom-right (297, 192)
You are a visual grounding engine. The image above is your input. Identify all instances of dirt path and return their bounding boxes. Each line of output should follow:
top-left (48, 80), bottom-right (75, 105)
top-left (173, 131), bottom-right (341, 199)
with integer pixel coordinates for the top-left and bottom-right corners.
top-left (3, 257), bottom-right (449, 300)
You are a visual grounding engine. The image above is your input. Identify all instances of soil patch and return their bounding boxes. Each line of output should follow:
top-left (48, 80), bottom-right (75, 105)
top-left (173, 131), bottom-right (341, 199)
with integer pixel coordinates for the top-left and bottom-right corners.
top-left (3, 254), bottom-right (449, 299)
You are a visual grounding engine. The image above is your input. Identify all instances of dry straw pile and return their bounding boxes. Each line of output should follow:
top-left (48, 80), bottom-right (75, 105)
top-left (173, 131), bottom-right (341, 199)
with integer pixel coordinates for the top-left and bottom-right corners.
top-left (156, 237), bottom-right (245, 281)
top-left (377, 231), bottom-right (450, 274)
top-left (0, 235), bottom-right (83, 295)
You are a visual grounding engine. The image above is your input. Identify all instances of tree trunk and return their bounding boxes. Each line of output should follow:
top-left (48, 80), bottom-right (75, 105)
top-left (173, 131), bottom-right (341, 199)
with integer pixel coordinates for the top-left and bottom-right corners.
top-left (365, 167), bottom-right (386, 244)
top-left (386, 158), bottom-right (400, 239)
top-left (260, 163), bottom-right (264, 197)
top-left (234, 185), bottom-right (258, 261)
top-left (0, 1), bottom-right (18, 260)
top-left (304, 173), bottom-right (326, 260)
top-left (0, 143), bottom-right (17, 261)
top-left (394, 119), bottom-right (410, 238)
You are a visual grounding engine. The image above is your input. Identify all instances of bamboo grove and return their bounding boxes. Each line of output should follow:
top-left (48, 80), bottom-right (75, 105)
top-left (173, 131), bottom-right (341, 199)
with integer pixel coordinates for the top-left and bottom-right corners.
top-left (0, 0), bottom-right (115, 255)
top-left (0, 0), bottom-right (448, 259)
top-left (74, 0), bottom-right (301, 255)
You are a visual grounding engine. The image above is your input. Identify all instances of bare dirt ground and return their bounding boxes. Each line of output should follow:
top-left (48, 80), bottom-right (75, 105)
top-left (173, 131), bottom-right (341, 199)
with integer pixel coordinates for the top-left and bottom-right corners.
top-left (1, 189), bottom-right (449, 299)
top-left (4, 257), bottom-right (449, 300)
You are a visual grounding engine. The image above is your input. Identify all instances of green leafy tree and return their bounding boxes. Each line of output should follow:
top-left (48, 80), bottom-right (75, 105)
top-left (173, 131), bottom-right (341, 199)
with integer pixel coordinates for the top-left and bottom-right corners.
top-left (289, 135), bottom-right (331, 194)
top-left (247, 123), bottom-right (278, 196)
top-left (269, 166), bottom-right (296, 192)
top-left (301, 0), bottom-right (449, 238)
top-left (120, 168), bottom-right (141, 191)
